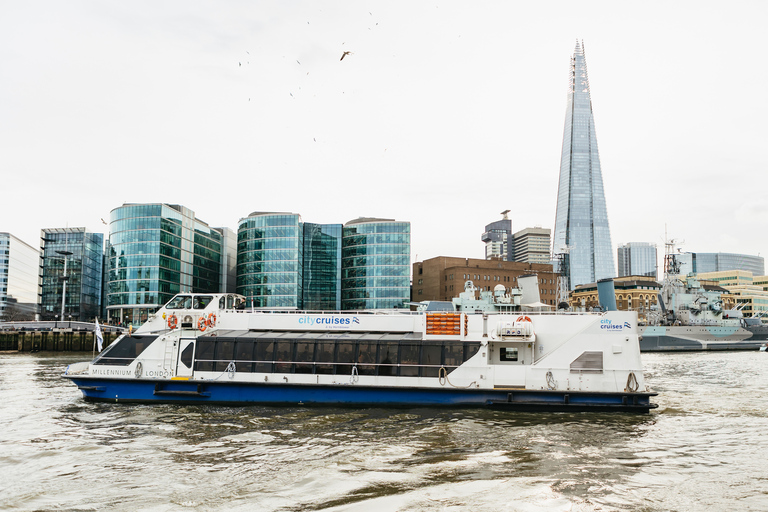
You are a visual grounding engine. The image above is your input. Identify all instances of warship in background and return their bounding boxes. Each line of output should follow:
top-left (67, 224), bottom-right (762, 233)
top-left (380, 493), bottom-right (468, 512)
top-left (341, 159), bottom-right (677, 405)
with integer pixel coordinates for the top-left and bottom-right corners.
top-left (638, 242), bottom-right (768, 351)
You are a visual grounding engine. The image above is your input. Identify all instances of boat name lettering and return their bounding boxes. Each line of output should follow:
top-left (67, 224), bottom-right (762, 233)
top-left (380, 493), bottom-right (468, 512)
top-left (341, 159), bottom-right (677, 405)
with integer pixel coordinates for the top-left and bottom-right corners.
top-left (146, 370), bottom-right (172, 378)
top-left (298, 316), bottom-right (360, 326)
top-left (600, 320), bottom-right (633, 331)
top-left (90, 368), bottom-right (133, 376)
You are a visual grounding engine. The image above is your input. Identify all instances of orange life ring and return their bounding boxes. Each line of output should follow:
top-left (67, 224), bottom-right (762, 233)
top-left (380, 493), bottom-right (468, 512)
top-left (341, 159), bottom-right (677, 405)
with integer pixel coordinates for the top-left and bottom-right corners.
top-left (208, 313), bottom-right (216, 327)
top-left (516, 315), bottom-right (533, 323)
top-left (167, 314), bottom-right (178, 330)
top-left (197, 316), bottom-right (208, 332)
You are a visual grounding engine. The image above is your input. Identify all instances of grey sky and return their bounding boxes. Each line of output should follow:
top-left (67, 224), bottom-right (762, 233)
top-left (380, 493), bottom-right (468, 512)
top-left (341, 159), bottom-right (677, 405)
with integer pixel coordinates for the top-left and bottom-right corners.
top-left (2, 1), bottom-right (766, 272)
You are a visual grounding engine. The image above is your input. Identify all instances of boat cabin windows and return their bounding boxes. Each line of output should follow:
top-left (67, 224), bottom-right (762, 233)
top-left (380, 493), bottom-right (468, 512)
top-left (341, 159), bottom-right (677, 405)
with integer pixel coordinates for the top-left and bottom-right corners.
top-left (166, 295), bottom-right (192, 310)
top-left (92, 335), bottom-right (159, 366)
top-left (219, 295), bottom-right (247, 310)
top-left (192, 336), bottom-right (482, 377)
top-left (166, 295), bottom-right (213, 310)
top-left (193, 296), bottom-right (213, 309)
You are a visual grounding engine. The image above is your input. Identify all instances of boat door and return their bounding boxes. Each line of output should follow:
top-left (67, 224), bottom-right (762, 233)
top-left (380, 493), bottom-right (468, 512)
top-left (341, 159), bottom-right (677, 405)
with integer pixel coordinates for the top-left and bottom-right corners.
top-left (175, 337), bottom-right (196, 378)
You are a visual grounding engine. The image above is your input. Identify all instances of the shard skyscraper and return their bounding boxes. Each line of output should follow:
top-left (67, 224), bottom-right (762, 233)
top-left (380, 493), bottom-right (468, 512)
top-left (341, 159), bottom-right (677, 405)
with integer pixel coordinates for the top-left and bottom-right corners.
top-left (553, 41), bottom-right (615, 290)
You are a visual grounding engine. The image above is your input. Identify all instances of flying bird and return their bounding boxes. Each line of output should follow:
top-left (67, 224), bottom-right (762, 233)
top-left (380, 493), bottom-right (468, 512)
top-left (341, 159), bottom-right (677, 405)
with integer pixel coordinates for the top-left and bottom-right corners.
top-left (101, 218), bottom-right (107, 225)
top-left (340, 51), bottom-right (352, 61)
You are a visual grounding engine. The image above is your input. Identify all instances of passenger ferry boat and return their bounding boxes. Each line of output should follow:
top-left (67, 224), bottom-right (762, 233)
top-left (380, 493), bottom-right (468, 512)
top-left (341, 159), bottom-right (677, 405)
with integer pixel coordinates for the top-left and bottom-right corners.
top-left (63, 285), bottom-right (657, 412)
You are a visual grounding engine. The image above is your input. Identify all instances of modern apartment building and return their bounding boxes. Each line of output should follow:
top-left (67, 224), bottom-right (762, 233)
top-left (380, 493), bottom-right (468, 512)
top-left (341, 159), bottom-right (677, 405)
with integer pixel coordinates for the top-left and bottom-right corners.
top-left (39, 228), bottom-right (103, 323)
top-left (0, 233), bottom-right (39, 321)
top-left (552, 41), bottom-right (615, 289)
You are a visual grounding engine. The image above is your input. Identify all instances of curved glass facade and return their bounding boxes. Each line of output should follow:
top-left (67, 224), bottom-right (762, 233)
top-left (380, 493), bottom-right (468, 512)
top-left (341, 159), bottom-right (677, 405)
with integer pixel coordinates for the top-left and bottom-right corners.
top-left (341, 219), bottom-right (410, 310)
top-left (107, 204), bottom-right (223, 326)
top-left (237, 213), bottom-right (301, 308)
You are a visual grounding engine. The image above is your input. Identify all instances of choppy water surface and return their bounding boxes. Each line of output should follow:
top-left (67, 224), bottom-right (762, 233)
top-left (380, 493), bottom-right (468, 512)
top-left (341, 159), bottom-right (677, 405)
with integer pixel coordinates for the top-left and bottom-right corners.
top-left (1, 351), bottom-right (768, 511)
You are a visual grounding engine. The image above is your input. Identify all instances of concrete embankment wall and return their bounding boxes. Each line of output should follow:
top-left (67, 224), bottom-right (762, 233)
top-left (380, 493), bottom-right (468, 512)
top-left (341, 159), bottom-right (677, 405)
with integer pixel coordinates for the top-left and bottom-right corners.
top-left (0, 331), bottom-right (121, 352)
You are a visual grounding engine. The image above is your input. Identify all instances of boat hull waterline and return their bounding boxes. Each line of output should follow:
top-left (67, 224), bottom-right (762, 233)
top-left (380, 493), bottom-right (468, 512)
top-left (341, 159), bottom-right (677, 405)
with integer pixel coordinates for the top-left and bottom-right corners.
top-left (66, 376), bottom-right (657, 412)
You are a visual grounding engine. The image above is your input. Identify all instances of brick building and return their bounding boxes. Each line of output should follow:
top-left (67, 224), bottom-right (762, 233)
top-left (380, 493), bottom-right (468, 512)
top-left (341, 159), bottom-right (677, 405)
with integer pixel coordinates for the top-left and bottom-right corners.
top-left (412, 256), bottom-right (558, 305)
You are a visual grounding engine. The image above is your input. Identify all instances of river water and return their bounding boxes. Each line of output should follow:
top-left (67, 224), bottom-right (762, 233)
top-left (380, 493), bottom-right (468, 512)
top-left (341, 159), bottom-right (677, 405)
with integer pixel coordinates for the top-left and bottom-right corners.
top-left (1, 351), bottom-right (767, 511)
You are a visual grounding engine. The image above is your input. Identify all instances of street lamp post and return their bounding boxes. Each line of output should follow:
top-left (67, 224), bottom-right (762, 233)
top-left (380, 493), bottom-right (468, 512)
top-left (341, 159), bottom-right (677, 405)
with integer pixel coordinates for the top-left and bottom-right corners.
top-left (57, 248), bottom-right (73, 322)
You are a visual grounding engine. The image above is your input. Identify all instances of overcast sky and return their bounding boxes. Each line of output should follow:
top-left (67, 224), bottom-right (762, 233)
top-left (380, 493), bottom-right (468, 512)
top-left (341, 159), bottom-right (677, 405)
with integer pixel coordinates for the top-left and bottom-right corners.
top-left (2, 1), bottom-right (766, 273)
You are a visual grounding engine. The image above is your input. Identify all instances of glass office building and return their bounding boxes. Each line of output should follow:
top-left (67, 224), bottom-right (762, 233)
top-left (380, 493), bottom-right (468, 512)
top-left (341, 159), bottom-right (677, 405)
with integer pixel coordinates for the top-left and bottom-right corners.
top-left (302, 223), bottom-right (342, 310)
top-left (0, 233), bottom-right (39, 321)
top-left (107, 204), bottom-right (227, 326)
top-left (237, 212), bottom-right (302, 309)
top-left (40, 228), bottom-right (104, 322)
top-left (677, 252), bottom-right (764, 277)
top-left (552, 41), bottom-right (615, 289)
top-left (237, 214), bottom-right (410, 310)
top-left (617, 242), bottom-right (657, 279)
top-left (341, 218), bottom-right (411, 310)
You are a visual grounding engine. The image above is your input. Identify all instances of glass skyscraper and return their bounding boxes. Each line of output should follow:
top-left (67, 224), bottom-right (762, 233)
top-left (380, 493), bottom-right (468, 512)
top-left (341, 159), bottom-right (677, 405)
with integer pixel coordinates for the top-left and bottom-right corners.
top-left (553, 41), bottom-right (615, 290)
top-left (617, 242), bottom-right (657, 279)
top-left (341, 218), bottom-right (411, 310)
top-left (40, 228), bottom-right (104, 322)
top-left (107, 204), bottom-right (230, 326)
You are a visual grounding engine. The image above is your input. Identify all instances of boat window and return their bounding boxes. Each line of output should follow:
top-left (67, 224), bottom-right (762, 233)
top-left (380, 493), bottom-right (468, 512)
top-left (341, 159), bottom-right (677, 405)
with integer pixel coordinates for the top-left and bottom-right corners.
top-left (92, 335), bottom-right (158, 366)
top-left (235, 340), bottom-right (255, 372)
top-left (421, 343), bottom-right (442, 377)
top-left (193, 296), bottom-right (213, 309)
top-left (500, 347), bottom-right (518, 362)
top-left (377, 341), bottom-right (398, 376)
top-left (399, 343), bottom-right (419, 377)
top-left (226, 295), bottom-right (235, 309)
top-left (274, 341), bottom-right (293, 373)
top-left (194, 339), bottom-right (216, 371)
top-left (356, 341), bottom-right (377, 375)
top-left (316, 341), bottom-right (334, 375)
top-left (335, 342), bottom-right (355, 375)
top-left (180, 343), bottom-right (194, 368)
top-left (295, 342), bottom-right (314, 374)
top-left (254, 340), bottom-right (274, 373)
top-left (219, 297), bottom-right (226, 309)
top-left (214, 340), bottom-right (235, 372)
top-left (166, 296), bottom-right (192, 310)
top-left (444, 342), bottom-right (465, 369)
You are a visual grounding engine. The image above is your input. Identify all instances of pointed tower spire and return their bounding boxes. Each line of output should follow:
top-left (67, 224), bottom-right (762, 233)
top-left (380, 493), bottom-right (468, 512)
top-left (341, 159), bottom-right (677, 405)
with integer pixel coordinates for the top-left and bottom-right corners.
top-left (552, 41), bottom-right (615, 290)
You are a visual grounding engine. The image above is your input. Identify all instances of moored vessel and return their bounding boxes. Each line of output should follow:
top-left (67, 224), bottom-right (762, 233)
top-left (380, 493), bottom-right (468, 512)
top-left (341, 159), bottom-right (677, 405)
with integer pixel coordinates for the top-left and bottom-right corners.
top-left (64, 288), bottom-right (657, 412)
top-left (639, 241), bottom-right (768, 351)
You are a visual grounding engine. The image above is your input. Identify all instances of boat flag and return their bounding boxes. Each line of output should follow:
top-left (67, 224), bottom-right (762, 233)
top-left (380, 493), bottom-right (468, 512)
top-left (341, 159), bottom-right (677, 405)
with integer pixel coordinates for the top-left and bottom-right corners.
top-left (95, 318), bottom-right (104, 352)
